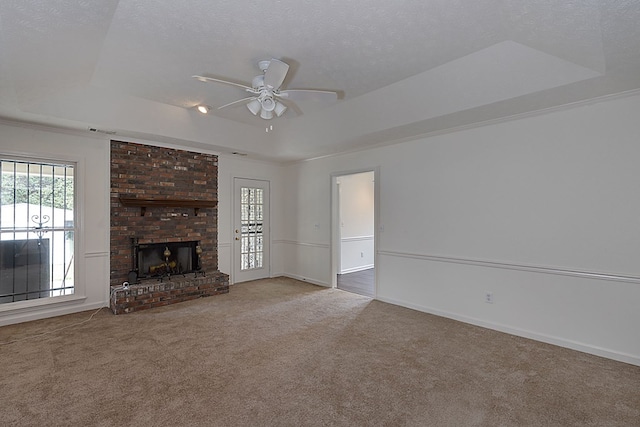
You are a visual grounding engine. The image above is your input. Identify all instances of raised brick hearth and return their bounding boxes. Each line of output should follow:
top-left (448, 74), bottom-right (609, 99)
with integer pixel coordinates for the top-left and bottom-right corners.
top-left (110, 273), bottom-right (229, 314)
top-left (110, 141), bottom-right (228, 314)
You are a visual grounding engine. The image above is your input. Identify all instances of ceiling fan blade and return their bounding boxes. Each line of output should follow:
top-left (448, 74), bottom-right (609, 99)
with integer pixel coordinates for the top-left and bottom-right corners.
top-left (217, 96), bottom-right (257, 110)
top-left (193, 75), bottom-right (254, 92)
top-left (263, 59), bottom-right (289, 90)
top-left (277, 89), bottom-right (338, 103)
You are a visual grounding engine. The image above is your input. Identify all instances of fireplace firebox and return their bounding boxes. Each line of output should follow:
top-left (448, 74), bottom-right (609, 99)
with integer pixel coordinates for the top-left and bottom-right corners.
top-left (131, 238), bottom-right (203, 281)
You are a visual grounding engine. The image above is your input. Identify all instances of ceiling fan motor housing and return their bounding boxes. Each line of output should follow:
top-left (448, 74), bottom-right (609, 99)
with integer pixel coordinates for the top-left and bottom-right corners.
top-left (252, 75), bottom-right (265, 89)
top-left (258, 60), bottom-right (271, 73)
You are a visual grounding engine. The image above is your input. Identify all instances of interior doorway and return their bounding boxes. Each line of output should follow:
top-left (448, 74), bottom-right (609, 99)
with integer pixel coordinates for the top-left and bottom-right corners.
top-left (331, 170), bottom-right (377, 297)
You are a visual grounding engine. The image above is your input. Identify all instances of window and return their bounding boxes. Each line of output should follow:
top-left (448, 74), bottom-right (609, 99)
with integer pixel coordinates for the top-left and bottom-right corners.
top-left (0, 158), bottom-right (75, 303)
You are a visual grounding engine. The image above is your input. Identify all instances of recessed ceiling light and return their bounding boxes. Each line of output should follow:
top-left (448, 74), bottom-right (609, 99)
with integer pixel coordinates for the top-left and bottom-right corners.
top-left (197, 105), bottom-right (210, 114)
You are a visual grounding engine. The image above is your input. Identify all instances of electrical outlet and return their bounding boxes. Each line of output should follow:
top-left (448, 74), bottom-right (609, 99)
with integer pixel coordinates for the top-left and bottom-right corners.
top-left (485, 292), bottom-right (494, 304)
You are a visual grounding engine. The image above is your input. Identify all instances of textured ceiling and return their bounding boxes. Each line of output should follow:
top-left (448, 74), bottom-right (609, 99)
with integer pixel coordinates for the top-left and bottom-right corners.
top-left (0, 0), bottom-right (639, 161)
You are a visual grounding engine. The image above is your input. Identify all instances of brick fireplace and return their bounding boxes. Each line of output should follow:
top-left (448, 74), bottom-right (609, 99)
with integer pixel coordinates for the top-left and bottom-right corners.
top-left (110, 141), bottom-right (228, 314)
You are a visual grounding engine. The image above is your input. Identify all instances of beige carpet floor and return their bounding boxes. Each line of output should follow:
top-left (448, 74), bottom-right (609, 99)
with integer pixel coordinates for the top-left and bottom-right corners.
top-left (1, 277), bottom-right (639, 426)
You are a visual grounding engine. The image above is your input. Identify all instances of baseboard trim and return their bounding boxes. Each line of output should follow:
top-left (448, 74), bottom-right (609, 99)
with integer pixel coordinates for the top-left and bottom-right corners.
top-left (340, 264), bottom-right (374, 274)
top-left (281, 273), bottom-right (331, 288)
top-left (0, 300), bottom-right (107, 327)
top-left (376, 295), bottom-right (640, 367)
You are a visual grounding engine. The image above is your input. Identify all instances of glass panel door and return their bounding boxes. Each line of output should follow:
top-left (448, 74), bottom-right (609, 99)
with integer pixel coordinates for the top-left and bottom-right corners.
top-left (234, 178), bottom-right (269, 283)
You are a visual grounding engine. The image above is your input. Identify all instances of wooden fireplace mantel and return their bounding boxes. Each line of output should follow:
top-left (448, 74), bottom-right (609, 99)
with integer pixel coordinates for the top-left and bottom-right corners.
top-left (119, 196), bottom-right (218, 216)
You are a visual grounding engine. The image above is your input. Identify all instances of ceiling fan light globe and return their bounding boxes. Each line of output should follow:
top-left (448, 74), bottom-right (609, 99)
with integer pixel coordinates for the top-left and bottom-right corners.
top-left (197, 105), bottom-right (209, 114)
top-left (247, 99), bottom-right (261, 115)
top-left (274, 102), bottom-right (287, 117)
top-left (260, 109), bottom-right (273, 120)
top-left (261, 97), bottom-right (276, 112)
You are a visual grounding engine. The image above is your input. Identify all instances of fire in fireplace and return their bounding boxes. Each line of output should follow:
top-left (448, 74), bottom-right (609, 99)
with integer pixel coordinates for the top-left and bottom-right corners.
top-left (131, 238), bottom-right (203, 281)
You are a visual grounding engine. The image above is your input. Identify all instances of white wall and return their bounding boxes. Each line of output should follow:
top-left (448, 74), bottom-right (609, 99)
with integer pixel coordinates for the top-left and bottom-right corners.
top-left (338, 171), bottom-right (374, 273)
top-left (281, 93), bottom-right (640, 366)
top-left (280, 159), bottom-right (332, 285)
top-left (0, 122), bottom-right (110, 325)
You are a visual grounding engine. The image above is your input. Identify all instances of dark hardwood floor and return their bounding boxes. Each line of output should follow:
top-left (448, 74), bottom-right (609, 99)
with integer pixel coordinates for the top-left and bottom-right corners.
top-left (337, 268), bottom-right (374, 297)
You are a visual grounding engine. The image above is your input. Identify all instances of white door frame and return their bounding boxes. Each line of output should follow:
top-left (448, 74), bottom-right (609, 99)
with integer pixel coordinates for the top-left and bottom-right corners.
top-left (233, 177), bottom-right (271, 284)
top-left (330, 167), bottom-right (379, 294)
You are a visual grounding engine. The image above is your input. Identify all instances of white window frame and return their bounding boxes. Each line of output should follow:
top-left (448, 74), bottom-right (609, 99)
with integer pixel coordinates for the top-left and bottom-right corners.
top-left (0, 152), bottom-right (84, 313)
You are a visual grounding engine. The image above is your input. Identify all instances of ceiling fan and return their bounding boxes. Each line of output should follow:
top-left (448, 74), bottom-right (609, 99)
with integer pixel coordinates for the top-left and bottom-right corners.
top-left (193, 59), bottom-right (338, 120)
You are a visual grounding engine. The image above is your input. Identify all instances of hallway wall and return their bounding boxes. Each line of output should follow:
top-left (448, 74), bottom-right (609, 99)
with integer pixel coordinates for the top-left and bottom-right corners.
top-left (338, 171), bottom-right (374, 273)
